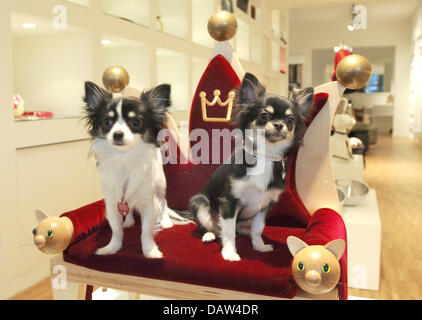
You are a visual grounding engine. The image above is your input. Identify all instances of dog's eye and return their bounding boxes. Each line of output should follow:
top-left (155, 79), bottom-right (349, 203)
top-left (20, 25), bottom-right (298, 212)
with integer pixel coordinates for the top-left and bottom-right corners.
top-left (286, 116), bottom-right (295, 124)
top-left (131, 118), bottom-right (142, 129)
top-left (259, 111), bottom-right (271, 122)
top-left (104, 117), bottom-right (113, 128)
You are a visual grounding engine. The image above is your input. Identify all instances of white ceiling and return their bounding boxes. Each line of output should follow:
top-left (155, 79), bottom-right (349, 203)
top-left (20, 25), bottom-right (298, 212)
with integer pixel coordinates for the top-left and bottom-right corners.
top-left (288, 0), bottom-right (420, 24)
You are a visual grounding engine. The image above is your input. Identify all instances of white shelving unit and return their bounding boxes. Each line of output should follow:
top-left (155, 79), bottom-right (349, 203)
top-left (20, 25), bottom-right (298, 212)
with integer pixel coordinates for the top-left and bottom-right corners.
top-left (102, 35), bottom-right (151, 91)
top-left (65, 0), bottom-right (91, 7)
top-left (102, 0), bottom-right (150, 27)
top-left (157, 0), bottom-right (189, 40)
top-left (156, 48), bottom-right (189, 111)
top-left (8, 0), bottom-right (288, 127)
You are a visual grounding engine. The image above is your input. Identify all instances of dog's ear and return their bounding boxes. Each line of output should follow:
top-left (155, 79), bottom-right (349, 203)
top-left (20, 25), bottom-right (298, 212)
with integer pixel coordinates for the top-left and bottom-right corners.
top-left (84, 81), bottom-right (112, 110)
top-left (291, 87), bottom-right (314, 116)
top-left (141, 84), bottom-right (171, 112)
top-left (238, 73), bottom-right (266, 105)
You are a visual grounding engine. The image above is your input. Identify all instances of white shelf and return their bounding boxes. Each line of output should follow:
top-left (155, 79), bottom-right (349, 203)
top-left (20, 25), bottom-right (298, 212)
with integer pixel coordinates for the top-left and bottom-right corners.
top-left (65, 0), bottom-right (90, 7)
top-left (271, 40), bottom-right (280, 72)
top-left (102, 0), bottom-right (150, 27)
top-left (8, 0), bottom-right (289, 121)
top-left (11, 11), bottom-right (92, 118)
top-left (192, 0), bottom-right (216, 48)
top-left (157, 0), bottom-right (189, 40)
top-left (250, 30), bottom-right (262, 64)
top-left (102, 35), bottom-right (151, 91)
top-left (236, 18), bottom-right (250, 61)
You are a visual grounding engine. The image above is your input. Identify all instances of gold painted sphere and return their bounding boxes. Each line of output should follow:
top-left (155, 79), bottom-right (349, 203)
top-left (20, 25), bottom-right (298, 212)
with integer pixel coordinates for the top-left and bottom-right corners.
top-left (208, 10), bottom-right (238, 41)
top-left (102, 66), bottom-right (130, 93)
top-left (336, 54), bottom-right (372, 89)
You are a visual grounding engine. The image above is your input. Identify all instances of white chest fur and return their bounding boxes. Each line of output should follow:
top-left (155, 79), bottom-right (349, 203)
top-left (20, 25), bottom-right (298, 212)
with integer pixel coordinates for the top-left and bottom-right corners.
top-left (90, 139), bottom-right (165, 207)
top-left (231, 159), bottom-right (282, 219)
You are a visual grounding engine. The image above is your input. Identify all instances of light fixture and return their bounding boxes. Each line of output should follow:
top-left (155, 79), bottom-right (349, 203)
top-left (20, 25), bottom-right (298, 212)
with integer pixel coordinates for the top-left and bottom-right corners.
top-left (101, 39), bottom-right (111, 45)
top-left (347, 24), bottom-right (354, 31)
top-left (22, 23), bottom-right (37, 29)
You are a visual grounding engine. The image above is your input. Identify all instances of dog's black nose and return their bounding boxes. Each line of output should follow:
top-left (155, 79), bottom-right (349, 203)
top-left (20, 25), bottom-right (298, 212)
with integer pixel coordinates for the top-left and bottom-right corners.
top-left (273, 123), bottom-right (283, 132)
top-left (113, 131), bottom-right (124, 141)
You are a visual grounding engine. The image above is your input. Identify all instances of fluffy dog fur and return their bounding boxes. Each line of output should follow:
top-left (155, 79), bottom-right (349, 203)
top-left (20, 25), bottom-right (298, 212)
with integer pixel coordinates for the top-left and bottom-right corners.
top-left (83, 82), bottom-right (178, 258)
top-left (185, 73), bottom-right (314, 261)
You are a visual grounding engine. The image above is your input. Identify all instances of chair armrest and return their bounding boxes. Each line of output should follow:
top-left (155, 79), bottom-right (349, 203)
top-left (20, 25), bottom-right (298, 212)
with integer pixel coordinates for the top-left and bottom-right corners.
top-left (61, 200), bottom-right (106, 244)
top-left (301, 208), bottom-right (348, 300)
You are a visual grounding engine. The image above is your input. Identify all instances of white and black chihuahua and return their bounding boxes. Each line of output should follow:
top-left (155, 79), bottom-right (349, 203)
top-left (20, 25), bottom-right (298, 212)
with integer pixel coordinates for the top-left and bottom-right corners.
top-left (182, 73), bottom-right (314, 261)
top-left (83, 82), bottom-right (178, 258)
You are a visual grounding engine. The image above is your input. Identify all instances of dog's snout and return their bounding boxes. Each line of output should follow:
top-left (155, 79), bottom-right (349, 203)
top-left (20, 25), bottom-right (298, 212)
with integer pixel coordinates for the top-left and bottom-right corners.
top-left (273, 123), bottom-right (283, 132)
top-left (113, 131), bottom-right (124, 141)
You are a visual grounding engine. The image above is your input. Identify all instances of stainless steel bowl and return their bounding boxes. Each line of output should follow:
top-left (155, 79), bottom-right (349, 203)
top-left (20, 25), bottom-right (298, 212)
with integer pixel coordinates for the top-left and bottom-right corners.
top-left (336, 179), bottom-right (370, 206)
top-left (336, 187), bottom-right (346, 207)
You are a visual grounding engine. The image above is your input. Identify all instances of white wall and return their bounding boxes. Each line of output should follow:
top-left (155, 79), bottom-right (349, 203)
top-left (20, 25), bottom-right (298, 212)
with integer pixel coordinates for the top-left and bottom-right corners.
top-left (157, 49), bottom-right (189, 111)
top-left (290, 17), bottom-right (412, 137)
top-left (13, 33), bottom-right (92, 118)
top-left (103, 46), bottom-right (151, 92)
top-left (410, 2), bottom-right (422, 137)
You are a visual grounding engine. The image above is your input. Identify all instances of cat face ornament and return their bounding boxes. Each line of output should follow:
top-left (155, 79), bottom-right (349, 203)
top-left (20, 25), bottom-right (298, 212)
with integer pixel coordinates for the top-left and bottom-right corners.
top-left (287, 236), bottom-right (346, 295)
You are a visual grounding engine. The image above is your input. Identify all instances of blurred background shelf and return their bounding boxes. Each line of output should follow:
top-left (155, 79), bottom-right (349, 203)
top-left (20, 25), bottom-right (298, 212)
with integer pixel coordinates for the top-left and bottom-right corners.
top-left (9, 0), bottom-right (289, 123)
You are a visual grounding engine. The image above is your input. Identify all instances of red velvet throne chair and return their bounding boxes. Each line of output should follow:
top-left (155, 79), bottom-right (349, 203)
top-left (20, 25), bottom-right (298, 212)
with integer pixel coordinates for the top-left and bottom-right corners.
top-left (49, 46), bottom-right (351, 300)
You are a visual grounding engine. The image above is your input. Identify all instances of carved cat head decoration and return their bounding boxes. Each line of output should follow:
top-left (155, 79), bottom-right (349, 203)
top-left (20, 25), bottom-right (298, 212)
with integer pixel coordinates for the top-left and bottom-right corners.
top-left (287, 236), bottom-right (345, 295)
top-left (32, 210), bottom-right (74, 255)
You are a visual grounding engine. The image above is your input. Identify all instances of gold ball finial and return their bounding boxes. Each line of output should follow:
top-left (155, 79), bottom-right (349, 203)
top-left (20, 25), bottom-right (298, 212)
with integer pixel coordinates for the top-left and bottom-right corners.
top-left (336, 54), bottom-right (372, 89)
top-left (208, 10), bottom-right (238, 42)
top-left (102, 66), bottom-right (130, 93)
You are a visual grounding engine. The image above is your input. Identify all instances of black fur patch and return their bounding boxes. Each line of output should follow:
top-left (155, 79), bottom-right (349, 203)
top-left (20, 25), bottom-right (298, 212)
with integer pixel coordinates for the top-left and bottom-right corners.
top-left (83, 82), bottom-right (171, 146)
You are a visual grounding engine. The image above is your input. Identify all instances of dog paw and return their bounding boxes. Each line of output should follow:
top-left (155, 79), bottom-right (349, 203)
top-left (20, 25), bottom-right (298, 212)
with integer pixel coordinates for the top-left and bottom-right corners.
top-left (253, 243), bottom-right (274, 253)
top-left (143, 246), bottom-right (163, 259)
top-left (160, 215), bottom-right (173, 229)
top-left (221, 247), bottom-right (241, 261)
top-left (95, 243), bottom-right (121, 255)
top-left (123, 216), bottom-right (135, 228)
top-left (202, 232), bottom-right (216, 243)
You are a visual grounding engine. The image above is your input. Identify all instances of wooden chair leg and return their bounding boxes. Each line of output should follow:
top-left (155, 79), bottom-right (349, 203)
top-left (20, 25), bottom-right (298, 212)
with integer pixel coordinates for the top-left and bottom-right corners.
top-left (77, 284), bottom-right (93, 300)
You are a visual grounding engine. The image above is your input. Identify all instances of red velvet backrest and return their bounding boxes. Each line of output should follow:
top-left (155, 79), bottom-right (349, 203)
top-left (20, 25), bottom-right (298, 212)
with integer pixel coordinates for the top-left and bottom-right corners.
top-left (164, 54), bottom-right (329, 228)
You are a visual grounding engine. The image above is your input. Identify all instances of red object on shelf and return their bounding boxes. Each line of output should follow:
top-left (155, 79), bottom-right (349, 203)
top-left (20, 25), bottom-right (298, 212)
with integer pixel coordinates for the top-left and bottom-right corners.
top-left (332, 49), bottom-right (352, 81)
top-left (22, 111), bottom-right (53, 119)
top-left (280, 46), bottom-right (287, 74)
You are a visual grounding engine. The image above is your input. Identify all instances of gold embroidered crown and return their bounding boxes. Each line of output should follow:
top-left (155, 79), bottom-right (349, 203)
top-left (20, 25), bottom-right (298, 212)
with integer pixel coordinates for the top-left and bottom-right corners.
top-left (199, 89), bottom-right (235, 123)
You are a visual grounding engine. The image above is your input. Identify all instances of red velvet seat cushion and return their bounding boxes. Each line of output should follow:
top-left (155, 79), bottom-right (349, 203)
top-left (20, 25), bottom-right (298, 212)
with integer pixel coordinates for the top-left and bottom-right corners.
top-left (63, 203), bottom-right (346, 299)
top-left (64, 217), bottom-right (303, 298)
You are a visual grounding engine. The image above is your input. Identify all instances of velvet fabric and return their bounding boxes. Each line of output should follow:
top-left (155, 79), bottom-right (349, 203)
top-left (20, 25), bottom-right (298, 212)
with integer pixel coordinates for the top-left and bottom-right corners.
top-left (62, 200), bottom-right (105, 243)
top-left (62, 203), bottom-right (346, 299)
top-left (188, 54), bottom-right (241, 164)
top-left (267, 92), bottom-right (329, 228)
top-left (301, 208), bottom-right (348, 300)
top-left (60, 53), bottom-right (348, 299)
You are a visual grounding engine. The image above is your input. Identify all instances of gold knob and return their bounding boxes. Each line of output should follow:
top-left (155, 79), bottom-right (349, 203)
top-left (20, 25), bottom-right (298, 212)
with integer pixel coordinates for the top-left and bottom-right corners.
top-left (208, 10), bottom-right (238, 42)
top-left (102, 66), bottom-right (130, 93)
top-left (336, 54), bottom-right (372, 89)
